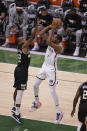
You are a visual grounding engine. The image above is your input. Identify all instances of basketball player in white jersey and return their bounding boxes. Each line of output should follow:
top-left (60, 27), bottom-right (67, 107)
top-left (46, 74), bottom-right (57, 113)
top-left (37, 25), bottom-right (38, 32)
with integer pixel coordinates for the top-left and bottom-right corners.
top-left (30, 19), bottom-right (64, 124)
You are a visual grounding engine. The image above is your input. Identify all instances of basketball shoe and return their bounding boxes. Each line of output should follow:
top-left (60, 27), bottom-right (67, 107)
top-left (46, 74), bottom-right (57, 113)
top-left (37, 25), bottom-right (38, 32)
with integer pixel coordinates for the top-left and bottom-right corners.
top-left (54, 112), bottom-right (63, 124)
top-left (29, 101), bottom-right (42, 112)
top-left (12, 113), bottom-right (23, 125)
top-left (11, 107), bottom-right (16, 114)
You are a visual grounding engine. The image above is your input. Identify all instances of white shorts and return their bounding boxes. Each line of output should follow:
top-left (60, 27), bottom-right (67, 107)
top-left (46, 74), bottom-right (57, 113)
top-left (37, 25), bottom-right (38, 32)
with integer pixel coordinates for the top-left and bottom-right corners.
top-left (36, 62), bottom-right (58, 86)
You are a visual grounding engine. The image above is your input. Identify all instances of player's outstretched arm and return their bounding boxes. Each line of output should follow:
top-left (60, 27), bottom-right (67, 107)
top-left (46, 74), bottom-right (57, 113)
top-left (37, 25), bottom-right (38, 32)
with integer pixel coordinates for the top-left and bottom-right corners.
top-left (47, 26), bottom-right (62, 54)
top-left (22, 25), bottom-right (38, 53)
top-left (71, 86), bottom-right (81, 117)
top-left (39, 25), bottom-right (52, 40)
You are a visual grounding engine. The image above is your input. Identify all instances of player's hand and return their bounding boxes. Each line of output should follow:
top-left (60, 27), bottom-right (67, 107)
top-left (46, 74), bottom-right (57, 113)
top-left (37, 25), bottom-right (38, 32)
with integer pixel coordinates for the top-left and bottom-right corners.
top-left (18, 37), bottom-right (25, 45)
top-left (71, 109), bottom-right (75, 117)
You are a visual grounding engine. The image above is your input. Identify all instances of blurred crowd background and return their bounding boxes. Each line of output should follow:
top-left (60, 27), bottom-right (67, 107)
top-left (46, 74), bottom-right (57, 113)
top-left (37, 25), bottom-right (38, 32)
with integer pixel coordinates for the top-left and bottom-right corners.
top-left (0, 0), bottom-right (87, 57)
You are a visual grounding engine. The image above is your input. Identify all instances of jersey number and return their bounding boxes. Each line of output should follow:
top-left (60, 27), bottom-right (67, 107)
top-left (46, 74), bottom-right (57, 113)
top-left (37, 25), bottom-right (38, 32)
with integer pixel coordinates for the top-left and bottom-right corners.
top-left (83, 90), bottom-right (87, 99)
top-left (18, 54), bottom-right (21, 63)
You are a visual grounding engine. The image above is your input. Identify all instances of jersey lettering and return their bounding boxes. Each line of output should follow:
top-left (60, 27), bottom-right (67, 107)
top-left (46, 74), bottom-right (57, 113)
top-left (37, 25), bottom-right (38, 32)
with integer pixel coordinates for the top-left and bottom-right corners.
top-left (83, 90), bottom-right (87, 99)
top-left (18, 54), bottom-right (21, 63)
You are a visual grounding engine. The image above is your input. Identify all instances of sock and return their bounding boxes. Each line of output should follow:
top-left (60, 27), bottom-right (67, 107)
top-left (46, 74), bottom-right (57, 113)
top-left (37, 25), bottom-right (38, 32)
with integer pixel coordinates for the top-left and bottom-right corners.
top-left (15, 107), bottom-right (20, 115)
top-left (35, 95), bottom-right (39, 104)
top-left (77, 121), bottom-right (82, 131)
top-left (15, 90), bottom-right (23, 115)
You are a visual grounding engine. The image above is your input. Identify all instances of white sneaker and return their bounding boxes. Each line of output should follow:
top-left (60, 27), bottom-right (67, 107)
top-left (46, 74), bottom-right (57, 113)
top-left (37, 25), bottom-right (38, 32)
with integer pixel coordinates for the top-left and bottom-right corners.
top-left (32, 42), bottom-right (39, 51)
top-left (29, 101), bottom-right (42, 112)
top-left (73, 47), bottom-right (80, 56)
top-left (2, 42), bottom-right (8, 47)
top-left (85, 54), bottom-right (87, 58)
top-left (54, 112), bottom-right (63, 124)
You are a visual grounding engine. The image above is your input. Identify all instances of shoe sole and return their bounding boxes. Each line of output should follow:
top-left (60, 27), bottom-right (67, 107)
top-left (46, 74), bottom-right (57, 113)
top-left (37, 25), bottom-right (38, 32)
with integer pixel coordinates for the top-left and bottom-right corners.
top-left (54, 113), bottom-right (63, 124)
top-left (29, 102), bottom-right (42, 112)
top-left (11, 115), bottom-right (23, 125)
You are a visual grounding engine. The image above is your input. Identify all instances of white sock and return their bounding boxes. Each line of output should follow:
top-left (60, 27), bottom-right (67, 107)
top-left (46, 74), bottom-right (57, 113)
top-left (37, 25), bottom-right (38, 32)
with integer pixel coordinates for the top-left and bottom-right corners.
top-left (15, 90), bottom-right (23, 115)
top-left (50, 85), bottom-right (61, 113)
top-left (15, 107), bottom-right (20, 115)
top-left (77, 121), bottom-right (82, 131)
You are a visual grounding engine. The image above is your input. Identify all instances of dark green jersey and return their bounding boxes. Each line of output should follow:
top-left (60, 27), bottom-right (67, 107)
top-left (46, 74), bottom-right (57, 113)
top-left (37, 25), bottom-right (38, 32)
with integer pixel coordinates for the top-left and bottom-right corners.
top-left (80, 82), bottom-right (87, 103)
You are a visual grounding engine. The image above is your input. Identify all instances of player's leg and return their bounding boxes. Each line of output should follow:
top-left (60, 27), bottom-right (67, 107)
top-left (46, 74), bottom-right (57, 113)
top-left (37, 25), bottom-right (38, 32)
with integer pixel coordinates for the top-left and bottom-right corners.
top-left (33, 77), bottom-right (42, 104)
top-left (85, 117), bottom-right (87, 131)
top-left (78, 102), bottom-right (86, 131)
top-left (12, 88), bottom-right (24, 125)
top-left (29, 77), bottom-right (43, 112)
top-left (49, 84), bottom-right (63, 124)
top-left (29, 65), bottom-right (46, 111)
top-left (11, 67), bottom-right (27, 124)
top-left (77, 121), bottom-right (83, 131)
top-left (48, 67), bottom-right (63, 123)
top-left (11, 89), bottom-right (17, 113)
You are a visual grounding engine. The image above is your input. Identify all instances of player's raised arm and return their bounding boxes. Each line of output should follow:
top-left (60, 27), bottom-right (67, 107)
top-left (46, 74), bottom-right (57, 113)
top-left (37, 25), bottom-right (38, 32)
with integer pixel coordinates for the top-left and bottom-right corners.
top-left (22, 22), bottom-right (39, 53)
top-left (39, 25), bottom-right (52, 40)
top-left (71, 86), bottom-right (81, 117)
top-left (47, 19), bottom-right (63, 54)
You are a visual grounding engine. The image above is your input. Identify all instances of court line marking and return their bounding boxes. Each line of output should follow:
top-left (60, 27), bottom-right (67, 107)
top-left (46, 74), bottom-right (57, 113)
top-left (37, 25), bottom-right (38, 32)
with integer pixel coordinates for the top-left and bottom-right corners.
top-left (0, 70), bottom-right (82, 84)
top-left (0, 114), bottom-right (77, 127)
top-left (0, 47), bottom-right (87, 61)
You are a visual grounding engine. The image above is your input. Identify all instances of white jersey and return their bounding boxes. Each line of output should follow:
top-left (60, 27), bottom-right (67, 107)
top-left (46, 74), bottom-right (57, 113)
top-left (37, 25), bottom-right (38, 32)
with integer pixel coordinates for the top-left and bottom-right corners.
top-left (44, 43), bottom-right (62, 67)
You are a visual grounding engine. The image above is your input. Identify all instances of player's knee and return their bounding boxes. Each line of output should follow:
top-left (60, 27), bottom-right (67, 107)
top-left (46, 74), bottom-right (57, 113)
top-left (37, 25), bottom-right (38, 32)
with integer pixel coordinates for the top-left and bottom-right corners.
top-left (33, 78), bottom-right (42, 88)
top-left (49, 79), bottom-right (55, 87)
top-left (50, 85), bottom-right (55, 93)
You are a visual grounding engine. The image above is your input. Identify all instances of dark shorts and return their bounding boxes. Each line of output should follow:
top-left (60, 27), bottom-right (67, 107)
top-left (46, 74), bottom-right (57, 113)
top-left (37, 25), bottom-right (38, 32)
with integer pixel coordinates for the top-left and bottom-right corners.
top-left (78, 102), bottom-right (87, 123)
top-left (13, 66), bottom-right (28, 90)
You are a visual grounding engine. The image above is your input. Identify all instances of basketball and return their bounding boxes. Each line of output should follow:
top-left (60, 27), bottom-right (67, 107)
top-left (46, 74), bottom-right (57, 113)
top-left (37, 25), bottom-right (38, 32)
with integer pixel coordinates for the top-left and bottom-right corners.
top-left (52, 18), bottom-right (62, 29)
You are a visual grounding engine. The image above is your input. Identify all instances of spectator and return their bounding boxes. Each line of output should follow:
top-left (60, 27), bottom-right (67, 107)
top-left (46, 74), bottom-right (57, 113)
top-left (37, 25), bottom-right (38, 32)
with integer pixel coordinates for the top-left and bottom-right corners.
top-left (63, 8), bottom-right (82, 56)
top-left (15, 0), bottom-right (28, 7)
top-left (61, 0), bottom-right (74, 12)
top-left (32, 6), bottom-right (53, 51)
top-left (2, 2), bottom-right (28, 47)
top-left (36, 0), bottom-right (50, 9)
top-left (79, 0), bottom-right (87, 13)
top-left (27, 4), bottom-right (36, 40)
top-left (0, 0), bottom-right (7, 34)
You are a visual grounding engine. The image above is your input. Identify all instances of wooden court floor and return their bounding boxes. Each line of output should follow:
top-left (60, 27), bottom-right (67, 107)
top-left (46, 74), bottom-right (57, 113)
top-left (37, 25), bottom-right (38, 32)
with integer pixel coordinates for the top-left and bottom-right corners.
top-left (0, 63), bottom-right (87, 126)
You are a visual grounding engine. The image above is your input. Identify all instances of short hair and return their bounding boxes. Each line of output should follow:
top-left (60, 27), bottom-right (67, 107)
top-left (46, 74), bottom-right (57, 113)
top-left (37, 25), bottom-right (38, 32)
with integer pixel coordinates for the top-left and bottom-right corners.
top-left (54, 33), bottom-right (62, 42)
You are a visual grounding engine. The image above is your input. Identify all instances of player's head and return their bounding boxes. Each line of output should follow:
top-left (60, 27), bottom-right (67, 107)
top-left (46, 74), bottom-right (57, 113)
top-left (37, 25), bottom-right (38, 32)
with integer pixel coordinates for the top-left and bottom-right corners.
top-left (52, 33), bottom-right (62, 44)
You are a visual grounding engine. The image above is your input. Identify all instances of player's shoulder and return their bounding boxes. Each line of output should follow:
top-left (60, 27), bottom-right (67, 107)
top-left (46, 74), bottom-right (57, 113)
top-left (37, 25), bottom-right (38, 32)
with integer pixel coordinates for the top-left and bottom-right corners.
top-left (80, 82), bottom-right (87, 90)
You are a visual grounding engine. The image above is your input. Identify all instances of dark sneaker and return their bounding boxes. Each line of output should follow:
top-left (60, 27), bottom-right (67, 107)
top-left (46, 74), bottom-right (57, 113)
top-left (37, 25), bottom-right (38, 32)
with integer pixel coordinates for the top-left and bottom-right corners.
top-left (54, 112), bottom-right (63, 124)
top-left (29, 101), bottom-right (42, 112)
top-left (12, 113), bottom-right (23, 125)
top-left (11, 107), bottom-right (16, 114)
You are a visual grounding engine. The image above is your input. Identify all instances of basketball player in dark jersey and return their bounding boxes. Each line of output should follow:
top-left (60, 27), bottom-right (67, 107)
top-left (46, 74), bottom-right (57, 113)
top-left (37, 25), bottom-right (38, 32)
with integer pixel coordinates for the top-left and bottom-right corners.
top-left (11, 23), bottom-right (38, 125)
top-left (71, 82), bottom-right (87, 131)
